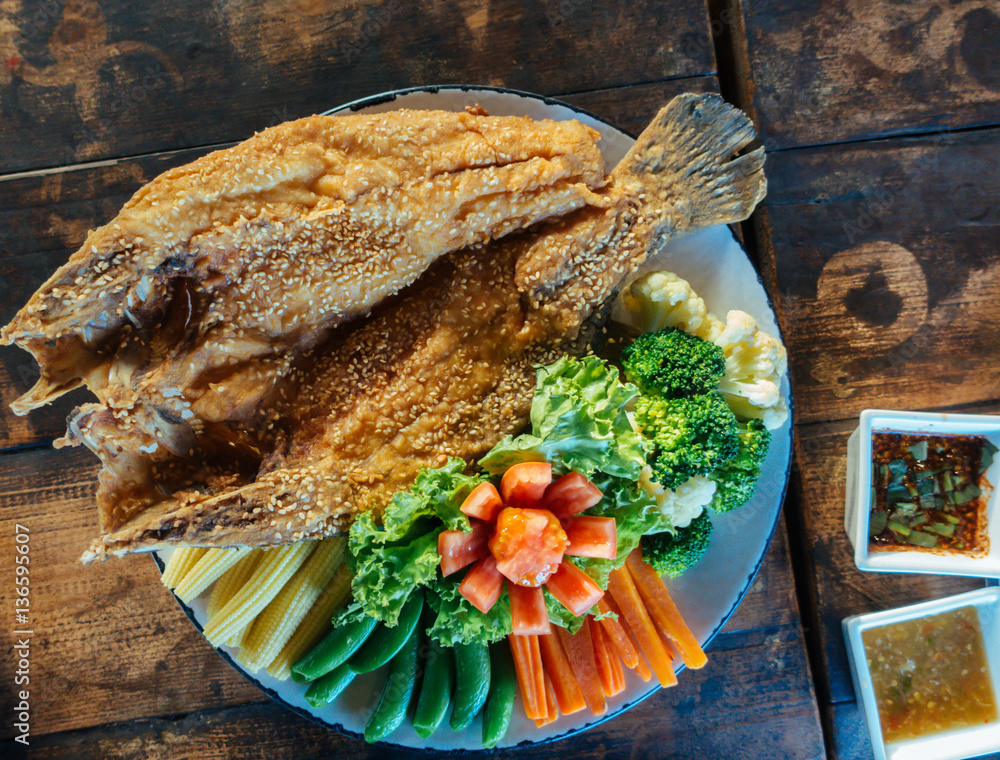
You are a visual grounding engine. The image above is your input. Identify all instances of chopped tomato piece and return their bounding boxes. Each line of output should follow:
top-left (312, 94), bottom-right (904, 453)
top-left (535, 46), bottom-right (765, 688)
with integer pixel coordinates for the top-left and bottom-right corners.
top-left (438, 521), bottom-right (490, 576)
top-left (459, 481), bottom-right (504, 522)
top-left (545, 561), bottom-right (604, 616)
top-left (563, 516), bottom-right (618, 559)
top-left (490, 507), bottom-right (567, 587)
top-left (459, 556), bottom-right (505, 614)
top-left (508, 583), bottom-right (551, 635)
top-left (542, 472), bottom-right (603, 520)
top-left (500, 462), bottom-right (552, 509)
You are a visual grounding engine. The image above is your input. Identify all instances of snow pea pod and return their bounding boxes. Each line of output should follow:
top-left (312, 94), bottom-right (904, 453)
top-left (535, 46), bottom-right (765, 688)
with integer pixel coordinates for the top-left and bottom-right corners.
top-left (482, 641), bottom-right (517, 748)
top-left (411, 637), bottom-right (454, 738)
top-left (450, 640), bottom-right (491, 730)
top-left (304, 663), bottom-right (356, 708)
top-left (364, 625), bottom-right (420, 743)
top-left (291, 614), bottom-right (379, 683)
top-left (349, 590), bottom-right (424, 674)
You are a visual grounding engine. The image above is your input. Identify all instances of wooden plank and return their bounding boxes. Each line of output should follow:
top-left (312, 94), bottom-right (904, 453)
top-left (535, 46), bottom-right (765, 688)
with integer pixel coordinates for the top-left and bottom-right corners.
top-left (0, 0), bottom-right (715, 173)
top-left (731, 0), bottom-right (1000, 150)
top-left (753, 128), bottom-right (1000, 425)
top-left (20, 621), bottom-right (823, 759)
top-left (0, 80), bottom-right (724, 450)
top-left (793, 405), bottom-right (996, 706)
top-left (0, 445), bottom-right (262, 739)
top-left (826, 700), bottom-right (874, 760)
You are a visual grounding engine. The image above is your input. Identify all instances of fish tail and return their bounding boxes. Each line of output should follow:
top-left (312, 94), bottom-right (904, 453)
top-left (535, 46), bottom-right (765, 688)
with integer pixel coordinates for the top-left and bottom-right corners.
top-left (615, 93), bottom-right (766, 236)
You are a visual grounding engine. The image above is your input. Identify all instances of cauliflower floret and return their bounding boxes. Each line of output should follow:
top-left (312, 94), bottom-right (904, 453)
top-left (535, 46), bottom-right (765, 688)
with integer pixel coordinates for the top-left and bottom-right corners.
top-left (712, 309), bottom-right (788, 429)
top-left (622, 271), bottom-right (789, 430)
top-left (638, 465), bottom-right (716, 529)
top-left (727, 393), bottom-right (788, 430)
top-left (622, 271), bottom-right (724, 338)
top-left (714, 309), bottom-right (787, 380)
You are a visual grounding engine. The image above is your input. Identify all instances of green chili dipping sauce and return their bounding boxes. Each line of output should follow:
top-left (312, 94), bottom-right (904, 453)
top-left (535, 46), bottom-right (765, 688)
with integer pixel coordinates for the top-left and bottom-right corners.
top-left (862, 606), bottom-right (998, 744)
top-left (869, 431), bottom-right (995, 555)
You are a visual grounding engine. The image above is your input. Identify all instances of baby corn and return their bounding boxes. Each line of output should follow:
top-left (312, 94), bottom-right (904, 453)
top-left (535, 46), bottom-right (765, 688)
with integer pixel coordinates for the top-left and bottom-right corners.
top-left (203, 542), bottom-right (315, 647)
top-left (239, 537), bottom-right (347, 672)
top-left (266, 563), bottom-right (354, 680)
top-left (160, 547), bottom-right (208, 589)
top-left (174, 547), bottom-right (252, 604)
top-left (208, 549), bottom-right (265, 620)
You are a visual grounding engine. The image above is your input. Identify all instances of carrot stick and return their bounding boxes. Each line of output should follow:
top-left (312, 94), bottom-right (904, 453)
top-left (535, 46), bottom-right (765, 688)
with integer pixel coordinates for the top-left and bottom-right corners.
top-left (527, 632), bottom-right (546, 714)
top-left (632, 646), bottom-right (653, 683)
top-left (625, 549), bottom-right (708, 670)
top-left (598, 596), bottom-right (652, 682)
top-left (538, 632), bottom-right (587, 715)
top-left (596, 597), bottom-right (639, 668)
top-left (556, 624), bottom-right (607, 716)
top-left (589, 616), bottom-right (624, 697)
top-left (599, 617), bottom-right (626, 694)
top-left (607, 567), bottom-right (677, 688)
top-left (534, 670), bottom-right (559, 727)
top-left (509, 634), bottom-right (546, 720)
top-left (609, 638), bottom-right (625, 694)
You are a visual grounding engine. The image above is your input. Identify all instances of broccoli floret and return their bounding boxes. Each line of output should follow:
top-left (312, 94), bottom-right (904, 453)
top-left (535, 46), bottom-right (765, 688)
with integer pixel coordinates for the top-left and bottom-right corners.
top-left (621, 270), bottom-right (789, 431)
top-left (708, 420), bottom-right (771, 512)
top-left (633, 392), bottom-right (740, 490)
top-left (707, 474), bottom-right (758, 513)
top-left (641, 510), bottom-right (714, 577)
top-left (621, 327), bottom-right (725, 398)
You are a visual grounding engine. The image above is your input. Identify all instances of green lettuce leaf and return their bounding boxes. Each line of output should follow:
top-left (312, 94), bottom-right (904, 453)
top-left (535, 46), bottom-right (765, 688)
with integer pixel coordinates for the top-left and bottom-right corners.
top-left (341, 459), bottom-right (483, 626)
top-left (426, 577), bottom-right (513, 647)
top-left (479, 356), bottom-right (648, 480)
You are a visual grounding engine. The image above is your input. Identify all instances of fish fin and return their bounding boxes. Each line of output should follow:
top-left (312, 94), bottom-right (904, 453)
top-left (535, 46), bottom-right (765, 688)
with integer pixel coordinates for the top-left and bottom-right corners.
top-left (616, 93), bottom-right (766, 236)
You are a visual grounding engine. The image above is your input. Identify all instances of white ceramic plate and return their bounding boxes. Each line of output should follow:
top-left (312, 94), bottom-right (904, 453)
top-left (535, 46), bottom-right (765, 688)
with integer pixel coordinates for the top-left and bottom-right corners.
top-left (156, 85), bottom-right (793, 751)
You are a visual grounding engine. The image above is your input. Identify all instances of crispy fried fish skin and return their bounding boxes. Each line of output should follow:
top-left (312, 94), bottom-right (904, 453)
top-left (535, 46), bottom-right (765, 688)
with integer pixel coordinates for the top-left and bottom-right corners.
top-left (80, 94), bottom-right (767, 561)
top-left (2, 109), bottom-right (608, 427)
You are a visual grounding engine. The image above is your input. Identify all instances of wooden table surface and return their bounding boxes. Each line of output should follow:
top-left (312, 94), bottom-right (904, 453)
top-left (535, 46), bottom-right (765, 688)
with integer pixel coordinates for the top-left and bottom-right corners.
top-left (1, 1), bottom-right (997, 758)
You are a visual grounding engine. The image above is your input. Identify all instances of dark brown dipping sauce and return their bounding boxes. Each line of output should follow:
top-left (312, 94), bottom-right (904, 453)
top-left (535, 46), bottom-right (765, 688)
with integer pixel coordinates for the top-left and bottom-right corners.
top-left (869, 431), bottom-right (994, 555)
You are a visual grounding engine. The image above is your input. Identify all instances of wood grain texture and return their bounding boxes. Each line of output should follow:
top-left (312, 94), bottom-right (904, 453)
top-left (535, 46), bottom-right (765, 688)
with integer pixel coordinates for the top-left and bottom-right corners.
top-left (754, 128), bottom-right (1000, 425)
top-left (732, 0), bottom-right (1000, 149)
top-left (826, 700), bottom-right (875, 760)
top-left (792, 405), bottom-right (997, 706)
top-left (0, 0), bottom-right (716, 173)
top-left (0, 445), bottom-right (263, 741)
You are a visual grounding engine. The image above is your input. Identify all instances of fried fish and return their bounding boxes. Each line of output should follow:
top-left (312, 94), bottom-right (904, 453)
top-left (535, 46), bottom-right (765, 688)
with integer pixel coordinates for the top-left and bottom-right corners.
top-left (2, 109), bottom-right (609, 438)
top-left (62, 94), bottom-right (766, 561)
